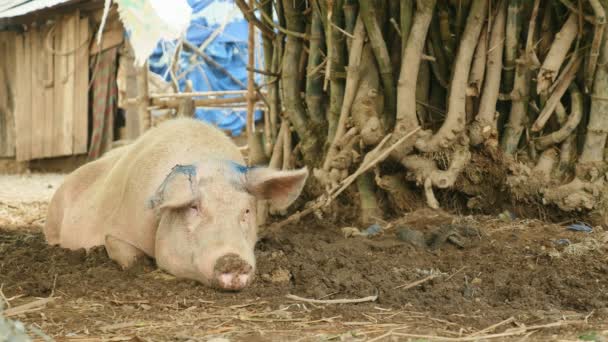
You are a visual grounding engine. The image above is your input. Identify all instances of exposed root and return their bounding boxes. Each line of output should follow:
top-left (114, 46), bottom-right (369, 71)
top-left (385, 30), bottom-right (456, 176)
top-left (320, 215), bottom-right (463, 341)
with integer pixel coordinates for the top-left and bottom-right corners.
top-left (374, 171), bottom-right (420, 212)
top-left (323, 16), bottom-right (365, 171)
top-left (586, 0), bottom-right (606, 93)
top-left (402, 139), bottom-right (472, 209)
top-left (281, 0), bottom-right (320, 165)
top-left (503, 0), bottom-right (522, 93)
top-left (468, 0), bottom-right (506, 147)
top-left (531, 54), bottom-right (582, 133)
top-left (414, 0), bottom-right (487, 153)
top-left (359, 0), bottom-right (396, 128)
top-left (534, 84), bottom-right (583, 150)
top-left (542, 17), bottom-right (608, 213)
top-left (315, 127), bottom-right (360, 189)
top-left (389, 0), bottom-right (437, 161)
top-left (467, 24), bottom-right (488, 98)
top-left (500, 54), bottom-right (530, 154)
top-left (542, 177), bottom-right (605, 212)
top-left (356, 171), bottom-right (383, 225)
top-left (505, 148), bottom-right (560, 203)
top-left (351, 43), bottom-right (385, 147)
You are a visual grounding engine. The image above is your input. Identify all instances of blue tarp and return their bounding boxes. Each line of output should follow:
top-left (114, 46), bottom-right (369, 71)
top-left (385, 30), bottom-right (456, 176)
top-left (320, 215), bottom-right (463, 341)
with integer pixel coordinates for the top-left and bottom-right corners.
top-left (147, 0), bottom-right (264, 136)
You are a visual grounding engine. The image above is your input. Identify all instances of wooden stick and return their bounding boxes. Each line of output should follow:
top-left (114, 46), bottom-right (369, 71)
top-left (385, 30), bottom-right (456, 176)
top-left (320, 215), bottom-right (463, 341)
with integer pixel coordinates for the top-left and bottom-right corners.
top-left (0, 284), bottom-right (10, 308)
top-left (468, 317), bottom-right (516, 337)
top-left (151, 96), bottom-right (254, 108)
top-left (3, 297), bottom-right (56, 317)
top-left (285, 292), bottom-right (378, 304)
top-left (267, 127), bottom-right (421, 231)
top-left (393, 274), bottom-right (436, 290)
top-left (129, 90), bottom-right (267, 102)
top-left (369, 320), bottom-right (584, 342)
top-left (234, 0), bottom-right (275, 39)
top-left (137, 61), bottom-right (150, 133)
top-left (331, 126), bottom-right (421, 201)
top-left (246, 1), bottom-right (256, 141)
top-left (531, 55), bottom-right (581, 132)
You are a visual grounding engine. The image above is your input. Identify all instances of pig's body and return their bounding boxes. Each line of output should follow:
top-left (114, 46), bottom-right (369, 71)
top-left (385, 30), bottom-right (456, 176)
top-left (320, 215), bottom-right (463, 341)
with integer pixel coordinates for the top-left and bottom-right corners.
top-left (44, 118), bottom-right (308, 290)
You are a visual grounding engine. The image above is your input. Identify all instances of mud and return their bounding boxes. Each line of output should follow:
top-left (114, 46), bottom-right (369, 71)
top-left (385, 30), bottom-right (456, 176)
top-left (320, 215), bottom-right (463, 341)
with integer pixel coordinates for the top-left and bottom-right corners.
top-left (1, 208), bottom-right (608, 341)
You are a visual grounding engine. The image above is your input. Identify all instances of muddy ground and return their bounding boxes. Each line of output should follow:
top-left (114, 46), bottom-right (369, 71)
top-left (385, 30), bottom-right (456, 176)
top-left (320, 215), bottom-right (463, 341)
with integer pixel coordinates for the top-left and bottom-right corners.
top-left (1, 175), bottom-right (608, 341)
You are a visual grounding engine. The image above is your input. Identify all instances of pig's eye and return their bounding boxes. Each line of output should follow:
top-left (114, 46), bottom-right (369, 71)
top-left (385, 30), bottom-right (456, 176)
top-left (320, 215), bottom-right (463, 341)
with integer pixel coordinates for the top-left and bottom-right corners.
top-left (188, 204), bottom-right (199, 215)
top-left (245, 209), bottom-right (250, 214)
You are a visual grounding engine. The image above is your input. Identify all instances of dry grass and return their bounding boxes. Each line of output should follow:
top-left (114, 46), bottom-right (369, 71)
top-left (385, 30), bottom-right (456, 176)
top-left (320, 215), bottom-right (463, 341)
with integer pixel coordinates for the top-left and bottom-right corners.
top-left (0, 173), bottom-right (64, 230)
top-left (2, 174), bottom-right (608, 341)
top-left (8, 294), bottom-right (601, 342)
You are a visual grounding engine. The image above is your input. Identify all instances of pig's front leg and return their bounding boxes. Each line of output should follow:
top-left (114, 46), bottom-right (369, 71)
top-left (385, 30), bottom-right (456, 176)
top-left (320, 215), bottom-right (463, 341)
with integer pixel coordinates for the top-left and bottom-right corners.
top-left (105, 235), bottom-right (147, 269)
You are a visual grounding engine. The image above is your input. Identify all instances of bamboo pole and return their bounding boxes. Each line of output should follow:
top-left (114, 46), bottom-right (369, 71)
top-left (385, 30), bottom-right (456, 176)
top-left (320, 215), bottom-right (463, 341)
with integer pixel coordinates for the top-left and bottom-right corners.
top-left (246, 0), bottom-right (266, 166)
top-left (137, 61), bottom-right (150, 134)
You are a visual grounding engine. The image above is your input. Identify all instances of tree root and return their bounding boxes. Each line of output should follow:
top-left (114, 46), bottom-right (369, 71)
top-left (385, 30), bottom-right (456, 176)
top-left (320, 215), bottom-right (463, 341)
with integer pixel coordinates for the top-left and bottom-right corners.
top-left (503, 0), bottom-right (522, 93)
top-left (323, 16), bottom-right (365, 171)
top-left (467, 24), bottom-right (488, 98)
top-left (375, 171), bottom-right (420, 212)
top-left (531, 54), bottom-right (582, 133)
top-left (501, 54), bottom-right (530, 154)
top-left (324, 0), bottom-right (347, 144)
top-left (586, 0), bottom-right (606, 93)
top-left (402, 139), bottom-right (472, 209)
top-left (534, 84), bottom-right (582, 150)
top-left (541, 20), bottom-right (608, 213)
top-left (389, 0), bottom-right (437, 162)
top-left (468, 0), bottom-right (506, 147)
top-left (281, 0), bottom-right (320, 165)
top-left (505, 148), bottom-right (559, 202)
top-left (359, 0), bottom-right (396, 128)
top-left (356, 171), bottom-right (383, 225)
top-left (352, 43), bottom-right (385, 147)
top-left (542, 177), bottom-right (605, 212)
top-left (305, 1), bottom-right (326, 127)
top-left (315, 127), bottom-right (360, 189)
top-left (414, 0), bottom-right (487, 153)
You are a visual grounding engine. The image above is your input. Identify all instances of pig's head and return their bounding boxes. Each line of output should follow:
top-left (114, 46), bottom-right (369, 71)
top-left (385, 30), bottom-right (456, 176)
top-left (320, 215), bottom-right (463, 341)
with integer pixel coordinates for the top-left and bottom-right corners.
top-left (148, 161), bottom-right (308, 291)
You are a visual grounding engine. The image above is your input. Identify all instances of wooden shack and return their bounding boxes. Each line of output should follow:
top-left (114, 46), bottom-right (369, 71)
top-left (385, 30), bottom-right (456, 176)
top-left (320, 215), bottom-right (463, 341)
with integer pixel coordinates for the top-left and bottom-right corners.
top-left (0, 0), bottom-right (129, 164)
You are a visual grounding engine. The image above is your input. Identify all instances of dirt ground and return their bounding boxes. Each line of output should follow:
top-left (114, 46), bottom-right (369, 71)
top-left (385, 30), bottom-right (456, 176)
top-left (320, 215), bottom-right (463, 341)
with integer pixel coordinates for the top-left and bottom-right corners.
top-left (1, 174), bottom-right (608, 341)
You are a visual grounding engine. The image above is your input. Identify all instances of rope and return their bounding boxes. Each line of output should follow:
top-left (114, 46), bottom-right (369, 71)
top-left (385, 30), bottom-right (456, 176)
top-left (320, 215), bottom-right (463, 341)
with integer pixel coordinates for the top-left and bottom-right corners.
top-left (42, 18), bottom-right (105, 91)
top-left (44, 22), bottom-right (91, 56)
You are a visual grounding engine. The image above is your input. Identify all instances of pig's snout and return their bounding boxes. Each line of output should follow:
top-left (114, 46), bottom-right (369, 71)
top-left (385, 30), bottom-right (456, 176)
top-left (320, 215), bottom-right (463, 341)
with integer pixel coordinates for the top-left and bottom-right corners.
top-left (213, 253), bottom-right (253, 291)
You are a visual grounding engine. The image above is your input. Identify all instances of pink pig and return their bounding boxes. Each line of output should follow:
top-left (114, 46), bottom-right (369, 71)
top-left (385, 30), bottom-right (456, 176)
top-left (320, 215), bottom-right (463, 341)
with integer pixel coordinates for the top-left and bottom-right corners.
top-left (44, 118), bottom-right (308, 291)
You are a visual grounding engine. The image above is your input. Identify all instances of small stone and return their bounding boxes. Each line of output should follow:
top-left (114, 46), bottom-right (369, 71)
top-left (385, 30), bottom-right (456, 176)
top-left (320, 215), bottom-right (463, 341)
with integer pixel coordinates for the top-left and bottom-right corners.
top-left (270, 268), bottom-right (291, 283)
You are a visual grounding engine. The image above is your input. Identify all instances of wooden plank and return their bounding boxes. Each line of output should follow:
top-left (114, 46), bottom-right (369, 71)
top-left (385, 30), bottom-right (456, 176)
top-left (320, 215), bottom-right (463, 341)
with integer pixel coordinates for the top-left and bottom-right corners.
top-left (0, 31), bottom-right (10, 157)
top-left (4, 31), bottom-right (17, 157)
top-left (53, 12), bottom-right (77, 156)
top-left (122, 41), bottom-right (140, 139)
top-left (90, 27), bottom-right (123, 55)
top-left (14, 32), bottom-right (32, 161)
top-left (42, 23), bottom-right (55, 158)
top-left (53, 19), bottom-right (65, 156)
top-left (73, 14), bottom-right (89, 154)
top-left (30, 25), bottom-right (45, 159)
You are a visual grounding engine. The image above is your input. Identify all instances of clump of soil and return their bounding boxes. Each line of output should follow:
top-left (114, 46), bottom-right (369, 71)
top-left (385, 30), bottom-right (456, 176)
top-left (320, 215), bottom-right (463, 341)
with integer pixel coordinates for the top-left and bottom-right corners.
top-left (1, 208), bottom-right (608, 340)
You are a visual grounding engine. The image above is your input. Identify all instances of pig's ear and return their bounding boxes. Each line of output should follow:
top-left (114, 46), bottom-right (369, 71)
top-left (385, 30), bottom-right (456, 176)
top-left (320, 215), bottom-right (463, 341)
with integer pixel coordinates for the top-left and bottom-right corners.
top-left (148, 164), bottom-right (200, 212)
top-left (243, 167), bottom-right (309, 210)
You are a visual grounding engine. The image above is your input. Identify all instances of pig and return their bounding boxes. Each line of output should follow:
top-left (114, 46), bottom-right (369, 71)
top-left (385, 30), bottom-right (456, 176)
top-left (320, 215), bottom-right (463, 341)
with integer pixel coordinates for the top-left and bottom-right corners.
top-left (43, 118), bottom-right (308, 291)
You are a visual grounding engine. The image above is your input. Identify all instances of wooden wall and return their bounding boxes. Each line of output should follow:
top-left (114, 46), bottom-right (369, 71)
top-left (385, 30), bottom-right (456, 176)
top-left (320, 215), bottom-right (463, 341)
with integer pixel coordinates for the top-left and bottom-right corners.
top-left (0, 30), bottom-right (16, 157)
top-left (12, 10), bottom-right (89, 161)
